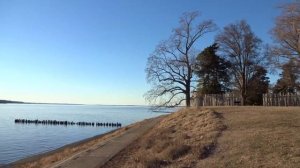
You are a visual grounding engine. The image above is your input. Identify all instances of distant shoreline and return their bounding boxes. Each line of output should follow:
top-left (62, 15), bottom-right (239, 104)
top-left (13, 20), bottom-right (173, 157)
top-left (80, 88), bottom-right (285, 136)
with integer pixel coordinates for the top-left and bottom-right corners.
top-left (0, 100), bottom-right (150, 106)
top-left (0, 100), bottom-right (25, 104)
top-left (0, 100), bottom-right (83, 105)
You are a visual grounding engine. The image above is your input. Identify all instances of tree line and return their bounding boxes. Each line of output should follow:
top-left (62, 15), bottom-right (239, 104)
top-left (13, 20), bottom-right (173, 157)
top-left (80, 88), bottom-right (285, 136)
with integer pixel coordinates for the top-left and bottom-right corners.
top-left (145, 1), bottom-right (300, 107)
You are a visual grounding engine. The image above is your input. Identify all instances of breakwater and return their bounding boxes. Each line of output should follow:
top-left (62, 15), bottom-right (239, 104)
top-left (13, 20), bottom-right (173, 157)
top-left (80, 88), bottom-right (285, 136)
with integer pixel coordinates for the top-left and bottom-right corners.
top-left (14, 119), bottom-right (122, 127)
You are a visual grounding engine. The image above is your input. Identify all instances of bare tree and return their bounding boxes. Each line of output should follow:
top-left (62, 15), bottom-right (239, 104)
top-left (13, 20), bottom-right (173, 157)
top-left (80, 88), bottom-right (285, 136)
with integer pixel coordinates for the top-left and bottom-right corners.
top-left (145, 12), bottom-right (216, 107)
top-left (269, 1), bottom-right (300, 65)
top-left (216, 20), bottom-right (264, 105)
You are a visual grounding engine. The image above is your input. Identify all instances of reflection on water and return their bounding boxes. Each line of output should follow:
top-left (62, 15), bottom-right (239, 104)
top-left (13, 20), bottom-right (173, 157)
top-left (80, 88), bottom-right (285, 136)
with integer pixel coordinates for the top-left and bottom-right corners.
top-left (0, 104), bottom-right (171, 164)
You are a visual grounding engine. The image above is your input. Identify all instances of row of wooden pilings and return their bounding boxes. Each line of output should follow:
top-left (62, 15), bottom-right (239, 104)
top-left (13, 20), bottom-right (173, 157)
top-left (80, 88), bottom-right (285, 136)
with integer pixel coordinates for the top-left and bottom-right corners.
top-left (14, 119), bottom-right (122, 127)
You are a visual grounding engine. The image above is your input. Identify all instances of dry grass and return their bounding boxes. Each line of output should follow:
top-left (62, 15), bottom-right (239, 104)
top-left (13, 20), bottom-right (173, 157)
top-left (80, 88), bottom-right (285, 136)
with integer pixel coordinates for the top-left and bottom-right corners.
top-left (103, 106), bottom-right (300, 168)
top-left (14, 106), bottom-right (300, 168)
top-left (103, 108), bottom-right (225, 168)
top-left (197, 106), bottom-right (300, 168)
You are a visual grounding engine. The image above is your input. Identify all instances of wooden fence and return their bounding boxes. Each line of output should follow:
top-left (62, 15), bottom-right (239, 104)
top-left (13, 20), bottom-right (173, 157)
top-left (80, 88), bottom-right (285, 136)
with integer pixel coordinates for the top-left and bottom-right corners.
top-left (192, 93), bottom-right (241, 107)
top-left (263, 93), bottom-right (300, 106)
top-left (192, 93), bottom-right (300, 107)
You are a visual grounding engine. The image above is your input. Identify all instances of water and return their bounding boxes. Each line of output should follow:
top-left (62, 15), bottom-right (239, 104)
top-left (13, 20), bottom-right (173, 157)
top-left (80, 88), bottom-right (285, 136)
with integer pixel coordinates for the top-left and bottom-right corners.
top-left (0, 104), bottom-right (170, 164)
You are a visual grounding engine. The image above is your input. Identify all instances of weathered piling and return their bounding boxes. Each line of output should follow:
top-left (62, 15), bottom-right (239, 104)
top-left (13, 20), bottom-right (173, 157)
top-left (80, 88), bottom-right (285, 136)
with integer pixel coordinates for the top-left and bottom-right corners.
top-left (14, 119), bottom-right (122, 127)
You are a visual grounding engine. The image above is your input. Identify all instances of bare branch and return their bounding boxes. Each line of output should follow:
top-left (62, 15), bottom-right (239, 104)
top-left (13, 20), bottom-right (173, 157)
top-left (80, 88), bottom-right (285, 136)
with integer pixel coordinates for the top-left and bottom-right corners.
top-left (145, 11), bottom-right (216, 107)
top-left (268, 1), bottom-right (300, 66)
top-left (216, 20), bottom-right (264, 105)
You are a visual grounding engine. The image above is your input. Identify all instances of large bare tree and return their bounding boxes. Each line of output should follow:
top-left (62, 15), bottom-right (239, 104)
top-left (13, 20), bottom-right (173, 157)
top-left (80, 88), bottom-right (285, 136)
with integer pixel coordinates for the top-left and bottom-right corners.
top-left (269, 1), bottom-right (300, 65)
top-left (145, 12), bottom-right (216, 107)
top-left (216, 20), bottom-right (264, 105)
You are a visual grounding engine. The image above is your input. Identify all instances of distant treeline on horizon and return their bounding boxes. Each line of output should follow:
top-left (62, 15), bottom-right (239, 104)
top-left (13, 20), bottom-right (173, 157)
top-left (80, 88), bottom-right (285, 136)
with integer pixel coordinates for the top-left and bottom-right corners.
top-left (0, 100), bottom-right (83, 105)
top-left (0, 100), bottom-right (25, 104)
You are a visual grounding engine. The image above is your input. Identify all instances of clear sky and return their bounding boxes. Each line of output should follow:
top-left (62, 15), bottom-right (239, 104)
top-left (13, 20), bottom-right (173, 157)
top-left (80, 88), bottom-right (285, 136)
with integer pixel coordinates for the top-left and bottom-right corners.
top-left (0, 0), bottom-right (293, 105)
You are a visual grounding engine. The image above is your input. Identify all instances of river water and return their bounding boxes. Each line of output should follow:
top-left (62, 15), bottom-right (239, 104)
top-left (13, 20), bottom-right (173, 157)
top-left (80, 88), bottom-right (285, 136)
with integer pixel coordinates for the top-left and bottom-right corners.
top-left (0, 104), bottom-right (169, 164)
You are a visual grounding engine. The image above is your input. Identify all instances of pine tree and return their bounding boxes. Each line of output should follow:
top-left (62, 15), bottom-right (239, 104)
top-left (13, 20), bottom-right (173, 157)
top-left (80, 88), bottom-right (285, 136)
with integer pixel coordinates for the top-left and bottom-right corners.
top-left (195, 43), bottom-right (231, 94)
top-left (274, 59), bottom-right (299, 94)
top-left (246, 66), bottom-right (269, 105)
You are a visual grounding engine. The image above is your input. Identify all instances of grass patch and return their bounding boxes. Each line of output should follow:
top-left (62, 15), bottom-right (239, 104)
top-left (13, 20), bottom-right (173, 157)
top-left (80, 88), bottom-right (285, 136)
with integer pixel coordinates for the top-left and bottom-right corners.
top-left (197, 106), bottom-right (300, 168)
top-left (168, 144), bottom-right (191, 160)
top-left (103, 108), bottom-right (225, 168)
top-left (104, 106), bottom-right (300, 167)
top-left (144, 158), bottom-right (170, 168)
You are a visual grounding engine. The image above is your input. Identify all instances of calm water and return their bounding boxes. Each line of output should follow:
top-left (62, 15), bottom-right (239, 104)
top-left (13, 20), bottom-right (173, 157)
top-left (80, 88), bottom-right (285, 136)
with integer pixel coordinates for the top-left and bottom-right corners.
top-left (0, 104), bottom-right (169, 164)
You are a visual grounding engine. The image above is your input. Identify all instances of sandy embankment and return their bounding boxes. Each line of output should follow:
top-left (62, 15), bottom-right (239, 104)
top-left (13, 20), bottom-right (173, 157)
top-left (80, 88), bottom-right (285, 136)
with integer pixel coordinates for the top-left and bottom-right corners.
top-left (8, 116), bottom-right (166, 168)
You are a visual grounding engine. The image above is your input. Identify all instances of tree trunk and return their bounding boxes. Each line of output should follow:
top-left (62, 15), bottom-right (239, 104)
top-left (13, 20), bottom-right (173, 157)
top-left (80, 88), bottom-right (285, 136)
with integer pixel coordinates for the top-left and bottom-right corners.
top-left (241, 85), bottom-right (246, 106)
top-left (241, 71), bottom-right (246, 106)
top-left (186, 80), bottom-right (191, 107)
top-left (241, 93), bottom-right (246, 106)
top-left (186, 93), bottom-right (191, 107)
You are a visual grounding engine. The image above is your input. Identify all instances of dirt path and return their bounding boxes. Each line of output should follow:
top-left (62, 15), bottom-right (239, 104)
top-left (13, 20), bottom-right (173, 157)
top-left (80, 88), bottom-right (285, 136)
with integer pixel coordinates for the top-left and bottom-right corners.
top-left (47, 116), bottom-right (164, 168)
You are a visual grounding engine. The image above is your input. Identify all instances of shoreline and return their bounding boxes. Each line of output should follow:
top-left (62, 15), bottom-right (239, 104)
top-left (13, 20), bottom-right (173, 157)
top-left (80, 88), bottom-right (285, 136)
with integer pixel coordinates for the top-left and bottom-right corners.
top-left (6, 129), bottom-right (120, 167)
top-left (6, 115), bottom-right (166, 168)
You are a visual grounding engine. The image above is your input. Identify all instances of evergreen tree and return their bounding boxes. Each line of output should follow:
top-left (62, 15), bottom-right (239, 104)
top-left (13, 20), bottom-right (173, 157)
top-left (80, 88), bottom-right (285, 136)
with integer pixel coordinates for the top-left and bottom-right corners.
top-left (195, 43), bottom-right (231, 94)
top-left (246, 66), bottom-right (269, 105)
top-left (273, 59), bottom-right (299, 94)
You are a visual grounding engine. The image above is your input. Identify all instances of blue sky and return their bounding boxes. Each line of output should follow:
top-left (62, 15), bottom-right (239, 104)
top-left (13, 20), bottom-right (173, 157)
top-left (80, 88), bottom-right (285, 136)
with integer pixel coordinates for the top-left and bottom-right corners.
top-left (0, 0), bottom-right (293, 105)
